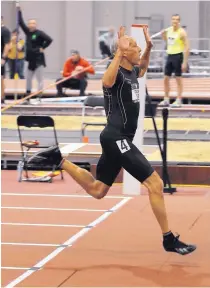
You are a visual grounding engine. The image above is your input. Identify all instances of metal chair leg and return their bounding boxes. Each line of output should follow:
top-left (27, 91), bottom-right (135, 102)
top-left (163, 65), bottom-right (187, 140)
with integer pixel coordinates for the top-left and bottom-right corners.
top-left (17, 161), bottom-right (24, 182)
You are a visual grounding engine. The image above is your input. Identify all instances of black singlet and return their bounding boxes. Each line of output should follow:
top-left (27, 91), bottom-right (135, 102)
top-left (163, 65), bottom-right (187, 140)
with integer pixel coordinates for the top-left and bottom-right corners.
top-left (103, 66), bottom-right (140, 139)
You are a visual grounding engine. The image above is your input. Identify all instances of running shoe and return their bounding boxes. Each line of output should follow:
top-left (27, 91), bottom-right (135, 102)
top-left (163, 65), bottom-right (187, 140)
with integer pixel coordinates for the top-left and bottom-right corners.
top-left (27, 145), bottom-right (63, 168)
top-left (163, 233), bottom-right (196, 255)
top-left (159, 98), bottom-right (170, 107)
top-left (170, 98), bottom-right (182, 108)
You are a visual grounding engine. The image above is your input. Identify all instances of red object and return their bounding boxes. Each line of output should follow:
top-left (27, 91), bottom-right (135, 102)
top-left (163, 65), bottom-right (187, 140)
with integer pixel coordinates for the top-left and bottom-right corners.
top-left (23, 140), bottom-right (39, 146)
top-left (82, 136), bottom-right (89, 143)
top-left (63, 58), bottom-right (95, 78)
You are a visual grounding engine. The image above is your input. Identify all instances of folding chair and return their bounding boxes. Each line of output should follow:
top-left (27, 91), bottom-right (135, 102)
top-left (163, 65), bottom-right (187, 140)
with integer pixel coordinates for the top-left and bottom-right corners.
top-left (17, 115), bottom-right (64, 183)
top-left (81, 96), bottom-right (107, 141)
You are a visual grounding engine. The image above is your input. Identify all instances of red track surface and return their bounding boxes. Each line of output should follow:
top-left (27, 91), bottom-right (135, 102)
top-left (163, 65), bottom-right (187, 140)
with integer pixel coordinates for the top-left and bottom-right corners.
top-left (1, 170), bottom-right (210, 287)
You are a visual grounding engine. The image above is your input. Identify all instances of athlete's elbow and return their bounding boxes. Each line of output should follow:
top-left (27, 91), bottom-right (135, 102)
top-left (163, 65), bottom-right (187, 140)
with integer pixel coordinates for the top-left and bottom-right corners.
top-left (139, 59), bottom-right (148, 71)
top-left (102, 78), bottom-right (114, 88)
top-left (186, 46), bottom-right (190, 53)
top-left (184, 40), bottom-right (190, 52)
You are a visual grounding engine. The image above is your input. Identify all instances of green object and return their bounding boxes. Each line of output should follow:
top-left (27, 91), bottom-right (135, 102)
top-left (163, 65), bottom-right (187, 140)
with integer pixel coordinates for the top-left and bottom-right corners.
top-left (32, 34), bottom-right (37, 40)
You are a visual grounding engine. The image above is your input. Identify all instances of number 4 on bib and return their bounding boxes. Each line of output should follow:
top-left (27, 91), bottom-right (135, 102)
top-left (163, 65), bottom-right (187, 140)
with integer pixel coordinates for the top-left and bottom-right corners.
top-left (116, 139), bottom-right (131, 154)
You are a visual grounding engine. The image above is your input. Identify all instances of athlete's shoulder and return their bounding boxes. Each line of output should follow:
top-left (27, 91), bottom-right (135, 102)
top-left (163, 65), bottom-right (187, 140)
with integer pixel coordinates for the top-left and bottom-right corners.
top-left (166, 26), bottom-right (173, 34)
top-left (102, 68), bottom-right (122, 91)
top-left (105, 62), bottom-right (124, 79)
top-left (179, 27), bottom-right (187, 37)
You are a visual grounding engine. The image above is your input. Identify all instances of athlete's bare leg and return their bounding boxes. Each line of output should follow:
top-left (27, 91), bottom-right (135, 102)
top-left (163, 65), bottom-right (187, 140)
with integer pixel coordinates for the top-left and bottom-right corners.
top-left (61, 159), bottom-right (110, 199)
top-left (175, 76), bottom-right (183, 99)
top-left (171, 76), bottom-right (183, 106)
top-left (159, 75), bottom-right (170, 106)
top-left (143, 171), bottom-right (169, 234)
top-left (164, 75), bottom-right (170, 99)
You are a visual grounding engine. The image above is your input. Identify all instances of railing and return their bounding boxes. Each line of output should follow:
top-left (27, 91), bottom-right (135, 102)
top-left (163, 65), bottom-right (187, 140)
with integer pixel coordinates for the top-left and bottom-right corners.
top-left (88, 38), bottom-right (210, 79)
top-left (4, 39), bottom-right (210, 80)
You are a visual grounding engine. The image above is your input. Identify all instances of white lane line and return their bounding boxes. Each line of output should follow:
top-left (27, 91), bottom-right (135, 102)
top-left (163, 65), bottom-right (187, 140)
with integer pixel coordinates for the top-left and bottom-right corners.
top-left (60, 143), bottom-right (86, 154)
top-left (1, 242), bottom-right (70, 247)
top-left (1, 267), bottom-right (30, 270)
top-left (1, 223), bottom-right (85, 228)
top-left (1, 206), bottom-right (107, 212)
top-left (1, 193), bottom-right (126, 199)
top-left (4, 197), bottom-right (131, 288)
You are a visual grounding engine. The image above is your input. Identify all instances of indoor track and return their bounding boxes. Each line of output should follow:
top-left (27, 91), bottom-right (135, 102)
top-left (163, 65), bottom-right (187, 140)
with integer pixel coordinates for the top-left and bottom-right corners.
top-left (1, 170), bottom-right (210, 287)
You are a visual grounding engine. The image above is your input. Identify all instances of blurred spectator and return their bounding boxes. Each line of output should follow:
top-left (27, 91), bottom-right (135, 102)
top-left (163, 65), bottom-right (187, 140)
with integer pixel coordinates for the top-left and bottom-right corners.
top-left (160, 14), bottom-right (190, 108)
top-left (8, 29), bottom-right (25, 79)
top-left (17, 3), bottom-right (53, 103)
top-left (56, 50), bottom-right (95, 97)
top-left (98, 28), bottom-right (116, 58)
top-left (1, 16), bottom-right (11, 104)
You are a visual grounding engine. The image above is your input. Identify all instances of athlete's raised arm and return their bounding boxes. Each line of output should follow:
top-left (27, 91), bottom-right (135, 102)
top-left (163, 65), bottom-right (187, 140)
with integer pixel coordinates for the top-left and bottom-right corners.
top-left (138, 26), bottom-right (153, 77)
top-left (102, 26), bottom-right (129, 88)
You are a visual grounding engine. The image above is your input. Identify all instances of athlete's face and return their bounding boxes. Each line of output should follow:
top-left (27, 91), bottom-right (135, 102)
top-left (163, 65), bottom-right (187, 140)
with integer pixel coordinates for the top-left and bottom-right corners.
top-left (125, 38), bottom-right (141, 65)
top-left (171, 15), bottom-right (180, 29)
top-left (28, 19), bottom-right (37, 32)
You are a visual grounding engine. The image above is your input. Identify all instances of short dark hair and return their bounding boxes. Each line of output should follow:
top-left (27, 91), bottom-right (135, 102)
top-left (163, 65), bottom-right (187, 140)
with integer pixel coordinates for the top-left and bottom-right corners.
top-left (12, 28), bottom-right (19, 34)
top-left (172, 14), bottom-right (181, 20)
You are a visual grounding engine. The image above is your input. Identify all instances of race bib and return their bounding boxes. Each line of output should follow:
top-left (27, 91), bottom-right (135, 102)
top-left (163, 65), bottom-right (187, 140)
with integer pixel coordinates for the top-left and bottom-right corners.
top-left (131, 83), bottom-right (139, 103)
top-left (116, 139), bottom-right (131, 154)
top-left (168, 37), bottom-right (175, 45)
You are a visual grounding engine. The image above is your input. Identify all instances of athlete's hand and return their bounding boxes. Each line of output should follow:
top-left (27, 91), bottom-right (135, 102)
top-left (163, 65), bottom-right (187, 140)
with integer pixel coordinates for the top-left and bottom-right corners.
top-left (16, 1), bottom-right (20, 9)
top-left (143, 26), bottom-right (153, 49)
top-left (1, 59), bottom-right (5, 66)
top-left (117, 26), bottom-right (129, 52)
top-left (182, 63), bottom-right (187, 72)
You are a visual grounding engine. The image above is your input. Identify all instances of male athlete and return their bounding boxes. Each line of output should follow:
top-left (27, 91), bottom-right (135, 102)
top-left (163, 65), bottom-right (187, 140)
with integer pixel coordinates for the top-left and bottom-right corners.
top-left (159, 14), bottom-right (190, 107)
top-left (27, 26), bottom-right (196, 255)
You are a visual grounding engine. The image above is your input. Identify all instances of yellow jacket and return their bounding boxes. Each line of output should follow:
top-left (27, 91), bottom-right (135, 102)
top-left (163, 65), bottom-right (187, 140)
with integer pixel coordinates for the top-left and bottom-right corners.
top-left (8, 39), bottom-right (25, 60)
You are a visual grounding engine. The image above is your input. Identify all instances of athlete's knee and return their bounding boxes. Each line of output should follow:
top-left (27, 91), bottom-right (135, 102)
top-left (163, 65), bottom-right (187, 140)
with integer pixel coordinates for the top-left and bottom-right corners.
top-left (88, 180), bottom-right (110, 200)
top-left (143, 171), bottom-right (164, 195)
top-left (94, 191), bottom-right (106, 200)
top-left (154, 174), bottom-right (164, 193)
top-left (175, 76), bottom-right (182, 84)
top-left (164, 75), bottom-right (170, 83)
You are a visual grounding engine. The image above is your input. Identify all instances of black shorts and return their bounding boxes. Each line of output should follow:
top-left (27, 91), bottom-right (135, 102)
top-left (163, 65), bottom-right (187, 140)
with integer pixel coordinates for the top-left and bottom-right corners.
top-left (1, 64), bottom-right (5, 77)
top-left (99, 41), bottom-right (112, 57)
top-left (164, 53), bottom-right (183, 77)
top-left (96, 126), bottom-right (154, 186)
